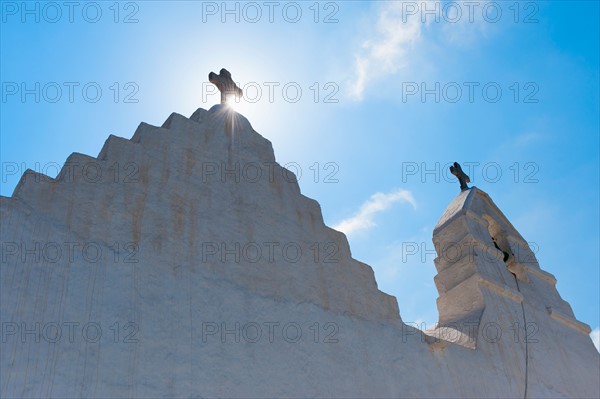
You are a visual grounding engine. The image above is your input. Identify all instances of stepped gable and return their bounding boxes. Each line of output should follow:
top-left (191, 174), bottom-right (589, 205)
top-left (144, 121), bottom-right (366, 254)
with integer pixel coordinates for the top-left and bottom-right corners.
top-left (2, 105), bottom-right (400, 323)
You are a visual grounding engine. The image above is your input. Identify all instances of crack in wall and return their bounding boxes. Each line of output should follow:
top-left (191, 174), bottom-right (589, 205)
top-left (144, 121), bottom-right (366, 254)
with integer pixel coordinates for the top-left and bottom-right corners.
top-left (514, 276), bottom-right (529, 399)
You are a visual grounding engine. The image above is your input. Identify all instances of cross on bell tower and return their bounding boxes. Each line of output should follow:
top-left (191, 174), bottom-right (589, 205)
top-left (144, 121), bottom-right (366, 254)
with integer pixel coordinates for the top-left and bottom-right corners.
top-left (450, 161), bottom-right (470, 191)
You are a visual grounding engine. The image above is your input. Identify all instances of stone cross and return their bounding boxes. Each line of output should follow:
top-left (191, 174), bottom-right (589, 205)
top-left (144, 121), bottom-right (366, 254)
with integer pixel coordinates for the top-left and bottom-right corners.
top-left (208, 68), bottom-right (243, 105)
top-left (450, 162), bottom-right (470, 191)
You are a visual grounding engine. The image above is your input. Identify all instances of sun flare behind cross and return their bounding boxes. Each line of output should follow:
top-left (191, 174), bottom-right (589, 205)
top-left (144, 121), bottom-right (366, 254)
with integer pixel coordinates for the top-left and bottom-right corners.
top-left (208, 68), bottom-right (244, 110)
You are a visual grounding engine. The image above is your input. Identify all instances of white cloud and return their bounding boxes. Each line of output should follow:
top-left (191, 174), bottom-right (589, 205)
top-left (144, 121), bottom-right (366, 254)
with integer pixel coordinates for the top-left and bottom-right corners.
top-left (348, 1), bottom-right (497, 101)
top-left (591, 327), bottom-right (600, 353)
top-left (439, 1), bottom-right (494, 46)
top-left (349, 2), bottom-right (424, 100)
top-left (333, 189), bottom-right (416, 235)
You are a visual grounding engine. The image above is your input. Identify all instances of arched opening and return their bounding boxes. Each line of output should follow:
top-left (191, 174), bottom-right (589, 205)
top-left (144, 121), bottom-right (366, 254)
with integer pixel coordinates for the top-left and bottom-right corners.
top-left (492, 237), bottom-right (510, 263)
top-left (483, 215), bottom-right (514, 269)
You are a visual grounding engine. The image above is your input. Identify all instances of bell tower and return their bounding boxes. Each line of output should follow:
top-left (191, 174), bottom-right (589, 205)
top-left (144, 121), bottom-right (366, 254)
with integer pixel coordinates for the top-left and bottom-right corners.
top-left (428, 187), bottom-right (592, 348)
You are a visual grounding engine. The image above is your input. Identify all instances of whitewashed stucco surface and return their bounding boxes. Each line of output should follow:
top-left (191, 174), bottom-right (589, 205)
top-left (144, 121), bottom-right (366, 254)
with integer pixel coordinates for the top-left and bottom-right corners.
top-left (1, 106), bottom-right (598, 398)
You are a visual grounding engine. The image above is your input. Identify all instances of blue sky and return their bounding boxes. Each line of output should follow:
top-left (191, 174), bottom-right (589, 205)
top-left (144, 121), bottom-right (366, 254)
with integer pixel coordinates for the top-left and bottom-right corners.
top-left (1, 1), bottom-right (598, 348)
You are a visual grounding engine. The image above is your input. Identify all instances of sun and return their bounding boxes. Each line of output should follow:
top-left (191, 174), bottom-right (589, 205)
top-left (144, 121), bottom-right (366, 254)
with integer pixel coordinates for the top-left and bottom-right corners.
top-left (225, 93), bottom-right (241, 110)
top-left (225, 93), bottom-right (253, 117)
